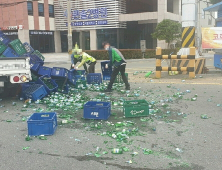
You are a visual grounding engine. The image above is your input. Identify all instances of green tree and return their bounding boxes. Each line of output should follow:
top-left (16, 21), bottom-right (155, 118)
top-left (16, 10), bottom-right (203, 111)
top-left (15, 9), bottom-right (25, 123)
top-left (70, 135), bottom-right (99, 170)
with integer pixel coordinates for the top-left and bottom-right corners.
top-left (209, 0), bottom-right (221, 4)
top-left (152, 19), bottom-right (182, 48)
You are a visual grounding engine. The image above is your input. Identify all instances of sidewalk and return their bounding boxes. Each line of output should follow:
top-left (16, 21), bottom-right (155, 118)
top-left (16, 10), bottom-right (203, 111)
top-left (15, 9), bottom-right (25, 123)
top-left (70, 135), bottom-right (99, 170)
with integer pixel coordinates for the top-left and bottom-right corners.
top-left (42, 52), bottom-right (214, 63)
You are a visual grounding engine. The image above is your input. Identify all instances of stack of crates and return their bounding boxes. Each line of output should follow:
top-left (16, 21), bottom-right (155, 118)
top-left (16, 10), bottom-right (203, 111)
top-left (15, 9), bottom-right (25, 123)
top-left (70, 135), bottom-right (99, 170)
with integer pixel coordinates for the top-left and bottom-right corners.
top-left (38, 66), bottom-right (52, 77)
top-left (9, 39), bottom-right (27, 56)
top-left (0, 40), bottom-right (7, 56)
top-left (0, 31), bottom-right (11, 46)
top-left (29, 54), bottom-right (44, 72)
top-left (101, 61), bottom-right (112, 80)
top-left (32, 50), bottom-right (45, 61)
top-left (1, 47), bottom-right (20, 58)
top-left (23, 42), bottom-right (34, 54)
top-left (0, 31), bottom-right (12, 57)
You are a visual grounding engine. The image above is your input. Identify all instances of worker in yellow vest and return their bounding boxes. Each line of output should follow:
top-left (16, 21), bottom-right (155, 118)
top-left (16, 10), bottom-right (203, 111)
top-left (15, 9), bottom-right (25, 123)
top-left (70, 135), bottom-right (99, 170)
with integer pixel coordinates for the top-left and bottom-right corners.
top-left (70, 43), bottom-right (97, 73)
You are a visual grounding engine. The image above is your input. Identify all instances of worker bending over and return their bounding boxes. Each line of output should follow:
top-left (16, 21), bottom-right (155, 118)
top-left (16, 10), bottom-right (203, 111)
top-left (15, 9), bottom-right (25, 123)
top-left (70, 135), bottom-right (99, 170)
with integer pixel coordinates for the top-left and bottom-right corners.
top-left (70, 44), bottom-right (96, 73)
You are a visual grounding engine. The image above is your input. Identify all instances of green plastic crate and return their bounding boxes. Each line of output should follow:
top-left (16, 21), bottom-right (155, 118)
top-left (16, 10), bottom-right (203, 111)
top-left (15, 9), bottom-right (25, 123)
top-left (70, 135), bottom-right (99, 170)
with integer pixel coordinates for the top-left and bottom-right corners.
top-left (9, 39), bottom-right (26, 56)
top-left (32, 50), bottom-right (45, 61)
top-left (0, 42), bottom-right (7, 54)
top-left (123, 100), bottom-right (149, 118)
top-left (114, 73), bottom-right (128, 83)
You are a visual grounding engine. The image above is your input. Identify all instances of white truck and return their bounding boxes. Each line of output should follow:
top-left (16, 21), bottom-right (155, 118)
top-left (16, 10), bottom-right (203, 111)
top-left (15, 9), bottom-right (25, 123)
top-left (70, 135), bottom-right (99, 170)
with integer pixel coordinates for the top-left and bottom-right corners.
top-left (0, 57), bottom-right (31, 97)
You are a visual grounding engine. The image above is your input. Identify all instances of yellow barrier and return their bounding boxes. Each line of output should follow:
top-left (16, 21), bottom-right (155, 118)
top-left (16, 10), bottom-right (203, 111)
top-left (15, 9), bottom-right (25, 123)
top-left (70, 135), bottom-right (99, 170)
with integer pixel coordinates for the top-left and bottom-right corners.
top-left (156, 47), bottom-right (196, 78)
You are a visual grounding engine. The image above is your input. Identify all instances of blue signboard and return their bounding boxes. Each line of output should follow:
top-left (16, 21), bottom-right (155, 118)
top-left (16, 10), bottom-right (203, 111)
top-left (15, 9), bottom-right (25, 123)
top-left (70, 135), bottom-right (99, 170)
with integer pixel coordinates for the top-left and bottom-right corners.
top-left (64, 7), bottom-right (108, 27)
top-left (66, 20), bottom-right (108, 27)
top-left (72, 8), bottom-right (107, 20)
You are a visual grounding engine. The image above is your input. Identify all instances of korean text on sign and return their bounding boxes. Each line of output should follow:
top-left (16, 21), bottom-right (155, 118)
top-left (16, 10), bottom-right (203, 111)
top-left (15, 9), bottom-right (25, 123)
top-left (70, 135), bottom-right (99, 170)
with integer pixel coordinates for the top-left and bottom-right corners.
top-left (72, 8), bottom-right (107, 20)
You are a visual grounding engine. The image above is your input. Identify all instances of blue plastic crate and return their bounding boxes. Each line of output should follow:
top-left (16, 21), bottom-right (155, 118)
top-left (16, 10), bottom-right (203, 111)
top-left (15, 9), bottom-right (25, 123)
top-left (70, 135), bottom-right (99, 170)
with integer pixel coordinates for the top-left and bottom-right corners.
top-left (27, 112), bottom-right (57, 136)
top-left (38, 66), bottom-right (52, 76)
top-left (23, 84), bottom-right (48, 101)
top-left (103, 74), bottom-right (111, 80)
top-left (51, 67), bottom-right (69, 79)
top-left (0, 32), bottom-right (11, 45)
top-left (87, 73), bottom-right (102, 84)
top-left (29, 54), bottom-right (44, 65)
top-left (67, 70), bottom-right (76, 85)
top-left (101, 61), bottom-right (112, 75)
top-left (37, 75), bottom-right (58, 94)
top-left (84, 101), bottom-right (111, 120)
top-left (23, 42), bottom-right (34, 54)
top-left (30, 62), bottom-right (43, 72)
top-left (214, 54), bottom-right (222, 69)
top-left (2, 47), bottom-right (20, 58)
top-left (20, 82), bottom-right (35, 99)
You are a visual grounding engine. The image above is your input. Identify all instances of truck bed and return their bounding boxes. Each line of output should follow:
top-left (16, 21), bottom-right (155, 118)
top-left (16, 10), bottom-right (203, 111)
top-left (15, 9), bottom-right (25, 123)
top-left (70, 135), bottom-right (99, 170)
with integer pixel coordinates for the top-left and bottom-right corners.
top-left (0, 57), bottom-right (31, 81)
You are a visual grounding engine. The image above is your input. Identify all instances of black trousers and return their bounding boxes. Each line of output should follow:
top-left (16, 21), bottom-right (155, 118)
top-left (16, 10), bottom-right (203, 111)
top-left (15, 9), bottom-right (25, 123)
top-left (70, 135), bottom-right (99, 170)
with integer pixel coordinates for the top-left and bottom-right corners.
top-left (107, 64), bottom-right (130, 89)
top-left (70, 57), bottom-right (87, 72)
top-left (88, 61), bottom-right (96, 73)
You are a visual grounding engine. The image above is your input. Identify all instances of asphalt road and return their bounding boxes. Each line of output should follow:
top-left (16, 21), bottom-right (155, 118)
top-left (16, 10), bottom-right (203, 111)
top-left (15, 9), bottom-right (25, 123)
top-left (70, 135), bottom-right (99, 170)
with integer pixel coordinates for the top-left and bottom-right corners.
top-left (1, 56), bottom-right (222, 170)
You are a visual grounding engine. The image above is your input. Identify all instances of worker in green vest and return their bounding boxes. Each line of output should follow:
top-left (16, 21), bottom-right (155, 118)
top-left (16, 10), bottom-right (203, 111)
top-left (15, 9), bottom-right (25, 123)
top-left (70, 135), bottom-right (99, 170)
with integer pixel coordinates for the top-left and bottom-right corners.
top-left (102, 41), bottom-right (130, 92)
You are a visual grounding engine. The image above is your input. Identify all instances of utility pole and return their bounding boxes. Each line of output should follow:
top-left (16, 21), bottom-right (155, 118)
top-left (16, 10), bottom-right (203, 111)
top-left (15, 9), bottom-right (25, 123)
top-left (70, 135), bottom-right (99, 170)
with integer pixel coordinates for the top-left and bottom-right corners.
top-left (195, 0), bottom-right (199, 50)
top-left (67, 0), bottom-right (72, 61)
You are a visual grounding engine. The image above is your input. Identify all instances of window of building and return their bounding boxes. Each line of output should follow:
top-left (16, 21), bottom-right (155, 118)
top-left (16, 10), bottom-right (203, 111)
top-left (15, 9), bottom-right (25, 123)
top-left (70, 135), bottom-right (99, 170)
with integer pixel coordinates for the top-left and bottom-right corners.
top-left (97, 29), bottom-right (117, 49)
top-left (49, 5), bottom-right (54, 17)
top-left (126, 0), bottom-right (157, 14)
top-left (167, 0), bottom-right (174, 13)
top-left (38, 3), bottom-right (44, 17)
top-left (27, 2), bottom-right (33, 15)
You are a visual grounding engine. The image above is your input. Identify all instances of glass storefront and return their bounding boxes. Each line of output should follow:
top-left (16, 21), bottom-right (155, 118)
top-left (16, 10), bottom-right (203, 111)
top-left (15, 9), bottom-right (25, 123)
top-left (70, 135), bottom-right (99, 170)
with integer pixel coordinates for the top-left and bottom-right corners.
top-left (60, 31), bottom-right (80, 52)
top-left (29, 30), bottom-right (55, 53)
top-left (97, 29), bottom-right (117, 49)
top-left (122, 22), bottom-right (157, 49)
top-left (96, 23), bottom-right (156, 50)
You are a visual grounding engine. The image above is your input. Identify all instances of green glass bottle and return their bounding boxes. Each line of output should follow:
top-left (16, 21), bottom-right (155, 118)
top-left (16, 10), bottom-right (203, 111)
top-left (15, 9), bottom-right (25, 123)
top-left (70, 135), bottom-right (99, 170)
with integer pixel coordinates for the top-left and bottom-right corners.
top-left (191, 98), bottom-right (197, 101)
top-left (111, 148), bottom-right (123, 154)
top-left (145, 71), bottom-right (152, 78)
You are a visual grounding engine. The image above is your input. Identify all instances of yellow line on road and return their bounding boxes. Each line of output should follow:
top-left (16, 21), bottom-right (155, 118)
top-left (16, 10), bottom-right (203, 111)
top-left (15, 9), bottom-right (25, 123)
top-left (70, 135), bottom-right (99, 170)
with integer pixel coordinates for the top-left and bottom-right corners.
top-left (149, 81), bottom-right (222, 85)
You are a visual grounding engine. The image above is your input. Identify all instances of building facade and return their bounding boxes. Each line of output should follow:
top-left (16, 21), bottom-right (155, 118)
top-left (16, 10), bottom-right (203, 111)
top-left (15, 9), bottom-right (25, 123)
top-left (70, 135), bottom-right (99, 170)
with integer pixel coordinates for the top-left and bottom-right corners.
top-left (0, 0), bottom-right (56, 53)
top-left (54, 0), bottom-right (182, 52)
top-left (0, 0), bottom-right (215, 53)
